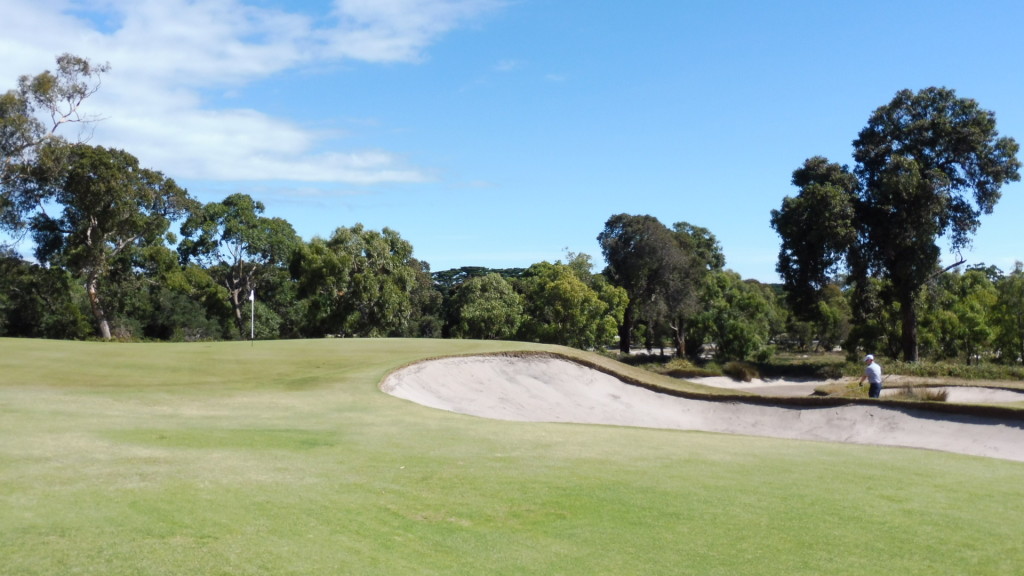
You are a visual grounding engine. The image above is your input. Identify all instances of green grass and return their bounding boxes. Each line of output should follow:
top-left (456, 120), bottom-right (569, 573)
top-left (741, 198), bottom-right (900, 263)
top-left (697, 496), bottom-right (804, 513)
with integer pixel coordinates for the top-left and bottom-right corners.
top-left (2, 338), bottom-right (1024, 575)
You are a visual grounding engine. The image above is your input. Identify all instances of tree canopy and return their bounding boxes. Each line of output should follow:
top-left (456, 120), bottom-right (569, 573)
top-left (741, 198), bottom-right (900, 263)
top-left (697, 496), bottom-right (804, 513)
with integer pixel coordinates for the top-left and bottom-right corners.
top-left (516, 257), bottom-right (626, 349)
top-left (27, 144), bottom-right (194, 338)
top-left (6, 55), bottom-right (1024, 369)
top-left (179, 193), bottom-right (299, 339)
top-left (770, 156), bottom-right (858, 317)
top-left (772, 87), bottom-right (1021, 361)
top-left (598, 214), bottom-right (688, 353)
top-left (1, 54), bottom-right (109, 247)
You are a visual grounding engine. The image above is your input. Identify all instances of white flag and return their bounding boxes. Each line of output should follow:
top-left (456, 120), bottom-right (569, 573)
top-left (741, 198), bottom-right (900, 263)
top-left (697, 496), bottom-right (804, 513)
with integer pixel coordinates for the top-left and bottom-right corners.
top-left (249, 289), bottom-right (255, 341)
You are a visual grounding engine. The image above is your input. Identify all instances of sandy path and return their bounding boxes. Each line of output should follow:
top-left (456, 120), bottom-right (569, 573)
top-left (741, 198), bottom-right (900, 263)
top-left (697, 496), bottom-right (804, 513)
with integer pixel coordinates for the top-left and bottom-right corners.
top-left (382, 355), bottom-right (1024, 462)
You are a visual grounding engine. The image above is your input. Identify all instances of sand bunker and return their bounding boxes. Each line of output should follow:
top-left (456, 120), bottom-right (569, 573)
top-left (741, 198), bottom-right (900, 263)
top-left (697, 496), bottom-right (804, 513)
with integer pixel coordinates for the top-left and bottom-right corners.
top-left (382, 355), bottom-right (1024, 462)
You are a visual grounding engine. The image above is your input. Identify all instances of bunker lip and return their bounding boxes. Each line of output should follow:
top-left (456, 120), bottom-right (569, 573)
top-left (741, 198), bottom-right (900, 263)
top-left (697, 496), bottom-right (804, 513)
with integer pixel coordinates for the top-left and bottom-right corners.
top-left (382, 355), bottom-right (1024, 462)
top-left (689, 375), bottom-right (1024, 404)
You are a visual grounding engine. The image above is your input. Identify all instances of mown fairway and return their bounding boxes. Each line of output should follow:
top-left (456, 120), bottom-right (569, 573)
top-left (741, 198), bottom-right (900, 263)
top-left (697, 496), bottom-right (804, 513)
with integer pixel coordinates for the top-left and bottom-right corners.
top-left (2, 338), bottom-right (1023, 575)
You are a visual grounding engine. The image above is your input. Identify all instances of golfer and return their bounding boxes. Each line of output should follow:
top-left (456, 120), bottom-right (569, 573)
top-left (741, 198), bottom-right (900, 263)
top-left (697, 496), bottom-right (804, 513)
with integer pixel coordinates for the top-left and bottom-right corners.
top-left (859, 354), bottom-right (883, 398)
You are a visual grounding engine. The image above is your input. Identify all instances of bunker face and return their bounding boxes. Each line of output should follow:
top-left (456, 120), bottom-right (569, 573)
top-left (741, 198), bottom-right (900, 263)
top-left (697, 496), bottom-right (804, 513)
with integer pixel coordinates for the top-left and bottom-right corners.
top-left (382, 356), bottom-right (1024, 462)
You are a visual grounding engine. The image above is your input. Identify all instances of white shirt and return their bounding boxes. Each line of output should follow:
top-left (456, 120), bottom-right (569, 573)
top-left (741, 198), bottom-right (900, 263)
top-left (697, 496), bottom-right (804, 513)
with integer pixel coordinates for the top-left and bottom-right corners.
top-left (864, 362), bottom-right (882, 385)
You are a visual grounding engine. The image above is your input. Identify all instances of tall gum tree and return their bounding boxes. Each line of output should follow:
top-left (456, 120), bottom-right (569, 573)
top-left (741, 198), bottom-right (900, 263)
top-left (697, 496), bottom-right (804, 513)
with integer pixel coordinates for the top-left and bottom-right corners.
top-left (1, 54), bottom-right (109, 247)
top-left (178, 193), bottom-right (299, 339)
top-left (773, 87), bottom-right (1020, 361)
top-left (853, 88), bottom-right (1020, 361)
top-left (770, 156), bottom-right (858, 317)
top-left (668, 222), bottom-right (725, 358)
top-left (27, 144), bottom-right (195, 339)
top-left (598, 214), bottom-right (686, 354)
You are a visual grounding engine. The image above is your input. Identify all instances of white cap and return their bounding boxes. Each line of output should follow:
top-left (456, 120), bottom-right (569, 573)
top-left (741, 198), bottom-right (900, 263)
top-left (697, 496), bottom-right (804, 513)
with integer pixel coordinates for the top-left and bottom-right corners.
top-left (864, 354), bottom-right (874, 361)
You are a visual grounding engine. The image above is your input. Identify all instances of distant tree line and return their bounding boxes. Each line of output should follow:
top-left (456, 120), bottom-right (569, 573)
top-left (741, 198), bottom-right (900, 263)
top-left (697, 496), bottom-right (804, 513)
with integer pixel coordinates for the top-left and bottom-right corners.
top-left (2, 56), bottom-right (1022, 365)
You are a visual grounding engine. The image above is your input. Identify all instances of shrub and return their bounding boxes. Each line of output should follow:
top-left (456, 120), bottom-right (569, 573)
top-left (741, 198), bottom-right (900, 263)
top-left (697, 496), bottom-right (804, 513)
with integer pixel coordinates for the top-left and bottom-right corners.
top-left (818, 364), bottom-right (846, 380)
top-left (723, 361), bottom-right (760, 382)
top-left (884, 360), bottom-right (1024, 381)
top-left (887, 387), bottom-right (949, 402)
top-left (754, 345), bottom-right (776, 363)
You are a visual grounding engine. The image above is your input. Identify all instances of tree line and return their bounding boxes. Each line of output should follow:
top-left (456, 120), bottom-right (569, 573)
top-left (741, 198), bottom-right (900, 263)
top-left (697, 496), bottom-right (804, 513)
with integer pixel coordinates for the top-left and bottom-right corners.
top-left (2, 55), bottom-right (1022, 364)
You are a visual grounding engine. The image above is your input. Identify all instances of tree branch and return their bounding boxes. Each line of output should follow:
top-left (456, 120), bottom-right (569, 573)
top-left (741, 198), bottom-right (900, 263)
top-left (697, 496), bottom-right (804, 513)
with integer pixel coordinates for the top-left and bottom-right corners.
top-left (928, 250), bottom-right (966, 283)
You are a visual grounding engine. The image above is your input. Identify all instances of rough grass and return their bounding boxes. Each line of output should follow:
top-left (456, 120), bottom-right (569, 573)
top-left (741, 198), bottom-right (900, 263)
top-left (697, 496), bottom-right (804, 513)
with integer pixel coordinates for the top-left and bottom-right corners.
top-left (722, 361), bottom-right (760, 382)
top-left (886, 386), bottom-right (950, 402)
top-left (766, 351), bottom-right (1024, 384)
top-left (2, 338), bottom-right (1024, 575)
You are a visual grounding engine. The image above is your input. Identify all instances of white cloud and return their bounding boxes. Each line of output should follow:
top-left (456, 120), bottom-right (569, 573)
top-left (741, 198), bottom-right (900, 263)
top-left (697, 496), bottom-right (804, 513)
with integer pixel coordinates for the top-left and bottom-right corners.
top-left (323, 0), bottom-right (504, 62)
top-left (0, 0), bottom-right (503, 185)
top-left (0, 2), bottom-right (99, 76)
top-left (103, 0), bottom-right (313, 86)
top-left (494, 59), bottom-right (522, 71)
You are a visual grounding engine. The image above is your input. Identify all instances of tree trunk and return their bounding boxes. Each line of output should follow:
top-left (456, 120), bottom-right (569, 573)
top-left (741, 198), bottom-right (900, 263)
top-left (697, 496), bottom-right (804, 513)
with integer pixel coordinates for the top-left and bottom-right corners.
top-left (86, 273), bottom-right (111, 340)
top-left (899, 292), bottom-right (919, 362)
top-left (671, 317), bottom-right (686, 358)
top-left (229, 287), bottom-right (245, 339)
top-left (618, 307), bottom-right (633, 354)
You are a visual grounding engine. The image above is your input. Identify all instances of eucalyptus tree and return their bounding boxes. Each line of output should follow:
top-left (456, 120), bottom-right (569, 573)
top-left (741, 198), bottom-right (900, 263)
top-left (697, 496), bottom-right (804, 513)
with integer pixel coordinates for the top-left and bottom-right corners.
top-left (598, 214), bottom-right (688, 353)
top-left (19, 144), bottom-right (195, 339)
top-left (853, 90), bottom-right (1018, 360)
top-left (667, 222), bottom-right (725, 357)
top-left (687, 272), bottom-right (781, 362)
top-left (993, 262), bottom-right (1024, 364)
top-left (772, 88), bottom-right (1020, 361)
top-left (290, 224), bottom-right (418, 337)
top-left (447, 273), bottom-right (523, 340)
top-left (0, 91), bottom-right (41, 211)
top-left (406, 258), bottom-right (444, 338)
top-left (919, 269), bottom-right (996, 363)
top-left (813, 283), bottom-right (852, 352)
top-left (432, 266), bottom-right (526, 298)
top-left (0, 247), bottom-right (91, 339)
top-left (1, 53), bottom-right (109, 247)
top-left (516, 257), bottom-right (626, 349)
top-left (178, 193), bottom-right (299, 339)
top-left (770, 157), bottom-right (858, 316)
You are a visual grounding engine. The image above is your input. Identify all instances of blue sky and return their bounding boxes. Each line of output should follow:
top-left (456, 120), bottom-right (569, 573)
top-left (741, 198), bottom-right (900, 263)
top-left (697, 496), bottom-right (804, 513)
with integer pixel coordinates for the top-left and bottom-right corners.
top-left (4, 0), bottom-right (1024, 281)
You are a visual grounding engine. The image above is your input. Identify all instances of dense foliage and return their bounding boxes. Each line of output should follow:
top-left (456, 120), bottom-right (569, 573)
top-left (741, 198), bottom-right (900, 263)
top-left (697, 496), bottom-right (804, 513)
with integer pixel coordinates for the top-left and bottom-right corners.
top-left (2, 57), bottom-right (1023, 366)
top-left (772, 87), bottom-right (1021, 361)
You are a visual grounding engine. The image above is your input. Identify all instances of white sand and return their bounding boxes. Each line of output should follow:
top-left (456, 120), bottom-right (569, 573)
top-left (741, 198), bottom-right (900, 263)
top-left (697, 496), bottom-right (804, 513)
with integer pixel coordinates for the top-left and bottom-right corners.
top-left (382, 355), bottom-right (1024, 462)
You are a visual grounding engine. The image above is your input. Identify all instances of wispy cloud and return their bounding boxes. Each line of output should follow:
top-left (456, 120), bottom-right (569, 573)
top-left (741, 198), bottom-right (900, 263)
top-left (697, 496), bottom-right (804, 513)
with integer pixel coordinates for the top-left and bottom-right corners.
top-left (494, 59), bottom-right (522, 72)
top-left (0, 0), bottom-right (505, 185)
top-left (323, 0), bottom-right (505, 62)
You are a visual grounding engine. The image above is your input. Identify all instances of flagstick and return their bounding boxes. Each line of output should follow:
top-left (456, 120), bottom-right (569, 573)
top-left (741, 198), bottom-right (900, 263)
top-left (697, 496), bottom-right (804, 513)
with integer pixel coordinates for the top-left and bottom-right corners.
top-left (250, 289), bottom-right (255, 346)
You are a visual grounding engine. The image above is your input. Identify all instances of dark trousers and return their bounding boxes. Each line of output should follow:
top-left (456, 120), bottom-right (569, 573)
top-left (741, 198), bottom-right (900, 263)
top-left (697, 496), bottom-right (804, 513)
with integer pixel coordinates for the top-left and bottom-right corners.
top-left (869, 383), bottom-right (882, 398)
